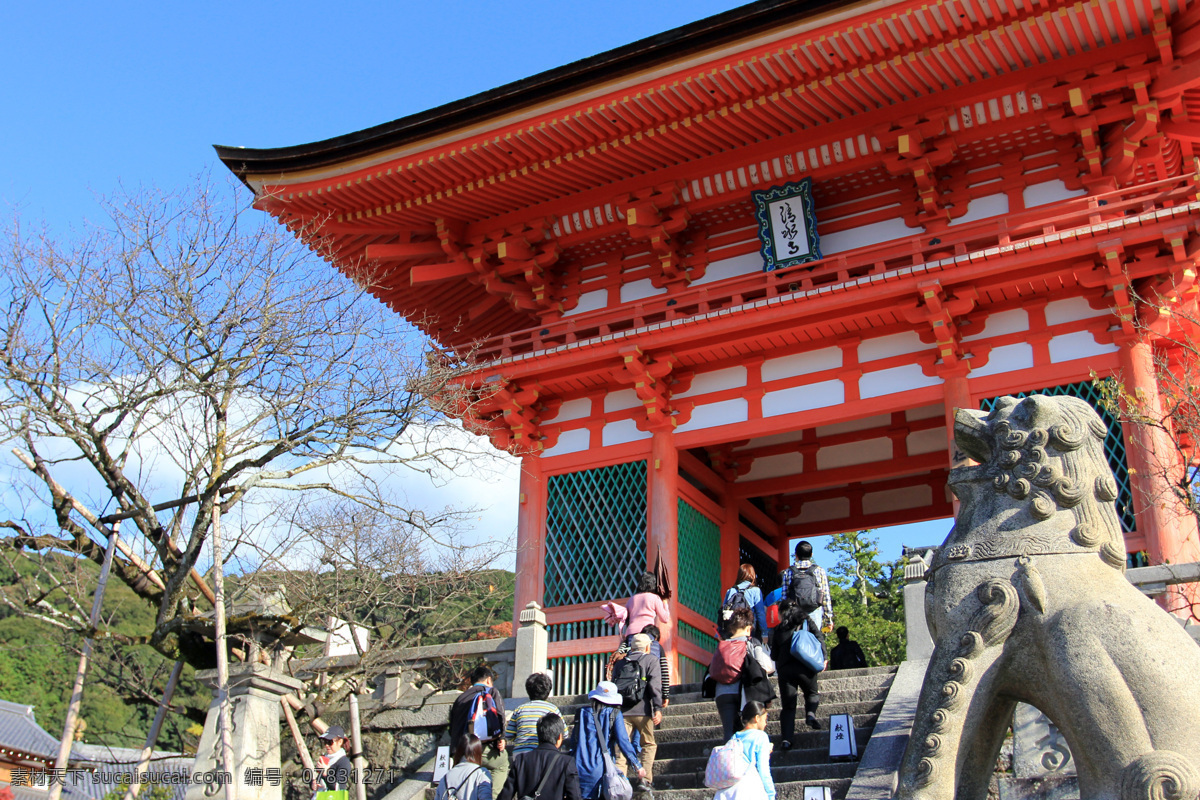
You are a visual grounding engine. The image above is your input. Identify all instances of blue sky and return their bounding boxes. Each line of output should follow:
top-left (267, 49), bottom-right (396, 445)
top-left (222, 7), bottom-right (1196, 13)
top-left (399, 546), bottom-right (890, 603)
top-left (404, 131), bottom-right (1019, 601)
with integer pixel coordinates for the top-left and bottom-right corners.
top-left (1, 1), bottom-right (954, 570)
top-left (2, 1), bottom-right (752, 232)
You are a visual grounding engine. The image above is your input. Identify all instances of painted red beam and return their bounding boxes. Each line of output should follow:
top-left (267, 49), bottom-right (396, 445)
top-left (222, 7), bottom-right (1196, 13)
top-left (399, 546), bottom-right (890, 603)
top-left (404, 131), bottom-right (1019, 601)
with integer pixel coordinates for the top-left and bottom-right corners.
top-left (786, 500), bottom-right (954, 538)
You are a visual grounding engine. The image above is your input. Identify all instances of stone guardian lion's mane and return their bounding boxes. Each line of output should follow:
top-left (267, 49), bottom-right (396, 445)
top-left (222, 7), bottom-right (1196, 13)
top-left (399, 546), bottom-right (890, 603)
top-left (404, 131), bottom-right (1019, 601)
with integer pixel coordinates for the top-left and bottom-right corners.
top-left (981, 396), bottom-right (1126, 570)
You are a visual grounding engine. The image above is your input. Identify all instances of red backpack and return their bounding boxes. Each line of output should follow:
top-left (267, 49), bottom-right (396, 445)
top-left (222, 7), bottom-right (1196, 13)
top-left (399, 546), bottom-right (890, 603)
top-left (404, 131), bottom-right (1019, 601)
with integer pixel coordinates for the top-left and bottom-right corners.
top-left (709, 639), bottom-right (748, 684)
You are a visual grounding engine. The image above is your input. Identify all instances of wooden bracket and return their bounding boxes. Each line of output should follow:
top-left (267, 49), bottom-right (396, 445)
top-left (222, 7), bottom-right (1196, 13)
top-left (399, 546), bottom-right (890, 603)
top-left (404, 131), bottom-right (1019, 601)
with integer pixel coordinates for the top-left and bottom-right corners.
top-left (620, 183), bottom-right (705, 288)
top-left (613, 346), bottom-right (694, 432)
top-left (905, 281), bottom-right (977, 371)
top-left (458, 380), bottom-right (562, 454)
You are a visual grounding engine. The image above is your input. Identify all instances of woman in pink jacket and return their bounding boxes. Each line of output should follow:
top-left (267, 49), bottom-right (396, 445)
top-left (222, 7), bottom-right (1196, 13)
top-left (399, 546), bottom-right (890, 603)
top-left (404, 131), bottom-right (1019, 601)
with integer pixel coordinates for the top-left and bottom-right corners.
top-left (624, 572), bottom-right (670, 639)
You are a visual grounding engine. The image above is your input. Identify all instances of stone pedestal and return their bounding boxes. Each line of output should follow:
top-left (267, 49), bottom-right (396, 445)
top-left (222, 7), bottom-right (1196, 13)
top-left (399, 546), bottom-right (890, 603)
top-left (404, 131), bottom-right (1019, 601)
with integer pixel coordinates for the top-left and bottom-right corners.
top-left (186, 663), bottom-right (303, 800)
top-left (903, 555), bottom-right (935, 661)
top-left (509, 602), bottom-right (548, 703)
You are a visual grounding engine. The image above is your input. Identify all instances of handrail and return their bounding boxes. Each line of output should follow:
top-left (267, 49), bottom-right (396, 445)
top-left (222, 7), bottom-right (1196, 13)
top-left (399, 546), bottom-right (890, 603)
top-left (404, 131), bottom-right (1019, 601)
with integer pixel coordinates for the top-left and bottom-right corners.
top-left (459, 171), bottom-right (1200, 364)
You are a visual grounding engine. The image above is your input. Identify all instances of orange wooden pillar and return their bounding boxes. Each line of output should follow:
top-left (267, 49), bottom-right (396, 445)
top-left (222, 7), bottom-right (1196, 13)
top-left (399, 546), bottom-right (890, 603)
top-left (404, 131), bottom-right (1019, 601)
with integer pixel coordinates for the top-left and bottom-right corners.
top-left (942, 365), bottom-right (973, 468)
top-left (513, 454), bottom-right (548, 627)
top-left (647, 429), bottom-right (680, 680)
top-left (1117, 336), bottom-right (1200, 602)
top-left (720, 493), bottom-right (740, 598)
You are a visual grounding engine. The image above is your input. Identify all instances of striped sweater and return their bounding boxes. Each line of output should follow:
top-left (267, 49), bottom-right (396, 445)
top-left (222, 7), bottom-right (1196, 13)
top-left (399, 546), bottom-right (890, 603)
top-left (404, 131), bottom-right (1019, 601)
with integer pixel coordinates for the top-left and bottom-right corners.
top-left (504, 699), bottom-right (561, 754)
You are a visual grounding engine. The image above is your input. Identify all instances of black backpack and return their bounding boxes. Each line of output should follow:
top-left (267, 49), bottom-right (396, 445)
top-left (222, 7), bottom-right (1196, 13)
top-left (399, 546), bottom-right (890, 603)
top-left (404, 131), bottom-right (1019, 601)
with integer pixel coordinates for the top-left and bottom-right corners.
top-left (720, 586), bottom-right (751, 624)
top-left (788, 565), bottom-right (823, 613)
top-left (611, 653), bottom-right (649, 710)
top-left (740, 639), bottom-right (777, 706)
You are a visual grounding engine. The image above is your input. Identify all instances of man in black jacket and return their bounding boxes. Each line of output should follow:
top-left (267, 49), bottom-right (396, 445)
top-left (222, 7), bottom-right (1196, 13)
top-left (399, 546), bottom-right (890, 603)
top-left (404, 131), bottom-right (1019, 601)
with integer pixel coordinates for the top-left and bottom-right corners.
top-left (497, 714), bottom-right (580, 800)
top-left (614, 633), bottom-right (663, 792)
top-left (448, 665), bottom-right (508, 788)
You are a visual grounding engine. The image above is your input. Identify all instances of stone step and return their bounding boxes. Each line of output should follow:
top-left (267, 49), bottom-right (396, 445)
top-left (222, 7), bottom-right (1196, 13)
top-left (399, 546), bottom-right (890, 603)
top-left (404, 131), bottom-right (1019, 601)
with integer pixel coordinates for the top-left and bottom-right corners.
top-left (653, 760), bottom-right (859, 791)
top-left (656, 700), bottom-right (884, 731)
top-left (654, 712), bottom-right (879, 747)
top-left (654, 725), bottom-right (872, 759)
top-left (546, 664), bottom-right (898, 709)
top-left (653, 776), bottom-right (854, 800)
top-left (653, 736), bottom-right (868, 777)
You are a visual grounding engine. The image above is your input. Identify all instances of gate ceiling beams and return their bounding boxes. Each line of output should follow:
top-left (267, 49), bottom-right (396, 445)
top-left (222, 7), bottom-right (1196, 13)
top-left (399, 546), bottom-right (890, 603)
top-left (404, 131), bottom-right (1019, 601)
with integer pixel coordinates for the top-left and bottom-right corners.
top-left (612, 346), bottom-right (694, 432)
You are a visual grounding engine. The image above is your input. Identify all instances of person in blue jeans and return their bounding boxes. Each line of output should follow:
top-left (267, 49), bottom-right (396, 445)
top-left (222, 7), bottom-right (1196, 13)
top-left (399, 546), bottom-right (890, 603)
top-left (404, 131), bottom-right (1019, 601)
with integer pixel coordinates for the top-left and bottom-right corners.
top-left (719, 564), bottom-right (768, 641)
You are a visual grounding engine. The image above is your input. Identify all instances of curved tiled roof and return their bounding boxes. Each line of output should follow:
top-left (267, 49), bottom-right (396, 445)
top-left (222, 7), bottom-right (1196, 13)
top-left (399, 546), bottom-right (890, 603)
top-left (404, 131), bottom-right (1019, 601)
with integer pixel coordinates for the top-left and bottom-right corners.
top-left (0, 700), bottom-right (59, 761)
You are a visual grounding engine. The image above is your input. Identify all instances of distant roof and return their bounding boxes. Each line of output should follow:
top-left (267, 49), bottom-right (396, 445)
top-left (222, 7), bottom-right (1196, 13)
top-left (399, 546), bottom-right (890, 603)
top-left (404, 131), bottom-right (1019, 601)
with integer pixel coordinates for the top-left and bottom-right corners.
top-left (0, 700), bottom-right (59, 761)
top-left (215, 0), bottom-right (850, 179)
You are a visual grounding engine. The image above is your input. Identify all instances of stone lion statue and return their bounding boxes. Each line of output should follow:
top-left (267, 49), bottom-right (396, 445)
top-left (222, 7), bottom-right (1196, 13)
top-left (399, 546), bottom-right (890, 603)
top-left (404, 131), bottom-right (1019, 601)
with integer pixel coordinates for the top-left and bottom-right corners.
top-left (895, 394), bottom-right (1200, 800)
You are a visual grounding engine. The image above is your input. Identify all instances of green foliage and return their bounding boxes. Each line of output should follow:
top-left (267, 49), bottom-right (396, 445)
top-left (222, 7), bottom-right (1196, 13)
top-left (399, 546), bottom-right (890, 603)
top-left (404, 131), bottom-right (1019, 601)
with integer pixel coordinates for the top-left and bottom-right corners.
top-left (0, 552), bottom-right (206, 750)
top-left (825, 530), bottom-right (906, 666)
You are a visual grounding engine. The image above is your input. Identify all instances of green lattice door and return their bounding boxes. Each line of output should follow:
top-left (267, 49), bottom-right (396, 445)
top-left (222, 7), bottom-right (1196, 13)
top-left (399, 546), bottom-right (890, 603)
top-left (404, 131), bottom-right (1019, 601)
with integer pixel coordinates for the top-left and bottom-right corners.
top-left (676, 499), bottom-right (721, 652)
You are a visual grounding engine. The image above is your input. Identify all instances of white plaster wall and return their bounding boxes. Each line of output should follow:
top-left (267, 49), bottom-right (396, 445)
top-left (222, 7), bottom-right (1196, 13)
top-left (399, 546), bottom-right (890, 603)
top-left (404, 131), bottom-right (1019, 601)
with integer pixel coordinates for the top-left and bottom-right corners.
top-left (762, 347), bottom-right (842, 381)
top-left (816, 437), bottom-right (893, 470)
top-left (1048, 331), bottom-right (1118, 363)
top-left (949, 193), bottom-right (1009, 225)
top-left (859, 331), bottom-right (930, 362)
top-left (796, 496), bottom-right (851, 523)
top-left (676, 366), bottom-right (747, 398)
top-left (817, 413), bottom-right (892, 436)
top-left (563, 288), bottom-right (608, 317)
top-left (906, 404), bottom-right (945, 422)
top-left (620, 278), bottom-right (667, 303)
top-left (601, 419), bottom-right (652, 446)
top-left (962, 309), bottom-right (1029, 341)
top-left (762, 379), bottom-right (845, 417)
top-left (691, 251), bottom-right (760, 286)
top-left (860, 364), bottom-right (943, 398)
top-left (741, 451), bottom-right (802, 481)
top-left (542, 428), bottom-right (590, 458)
top-left (863, 484), bottom-right (934, 515)
top-left (969, 343), bottom-right (1035, 377)
top-left (604, 389), bottom-right (643, 413)
top-left (735, 430), bottom-right (807, 452)
top-left (1023, 179), bottom-right (1086, 208)
top-left (675, 398), bottom-right (750, 433)
top-left (1045, 297), bottom-right (1109, 326)
top-left (819, 217), bottom-right (918, 256)
top-left (906, 427), bottom-right (948, 456)
top-left (554, 397), bottom-right (593, 422)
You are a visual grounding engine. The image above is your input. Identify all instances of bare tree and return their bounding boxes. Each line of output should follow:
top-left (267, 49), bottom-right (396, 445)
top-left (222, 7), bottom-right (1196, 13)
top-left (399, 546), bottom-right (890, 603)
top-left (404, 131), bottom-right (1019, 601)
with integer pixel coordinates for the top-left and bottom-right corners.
top-left (0, 175), bottom-right (501, 682)
top-left (241, 496), bottom-right (512, 704)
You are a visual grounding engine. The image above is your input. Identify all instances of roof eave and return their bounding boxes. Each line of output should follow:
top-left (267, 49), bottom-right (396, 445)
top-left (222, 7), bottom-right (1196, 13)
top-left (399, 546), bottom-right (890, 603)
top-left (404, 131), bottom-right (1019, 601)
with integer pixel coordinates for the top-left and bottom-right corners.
top-left (214, 0), bottom-right (856, 183)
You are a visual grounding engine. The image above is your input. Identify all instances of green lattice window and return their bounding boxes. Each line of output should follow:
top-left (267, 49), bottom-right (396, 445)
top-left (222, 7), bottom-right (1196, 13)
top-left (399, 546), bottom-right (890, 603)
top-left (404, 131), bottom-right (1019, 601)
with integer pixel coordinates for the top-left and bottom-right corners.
top-left (677, 499), bottom-right (722, 619)
top-left (544, 461), bottom-right (647, 607)
top-left (980, 381), bottom-right (1134, 533)
top-left (677, 619), bottom-right (718, 652)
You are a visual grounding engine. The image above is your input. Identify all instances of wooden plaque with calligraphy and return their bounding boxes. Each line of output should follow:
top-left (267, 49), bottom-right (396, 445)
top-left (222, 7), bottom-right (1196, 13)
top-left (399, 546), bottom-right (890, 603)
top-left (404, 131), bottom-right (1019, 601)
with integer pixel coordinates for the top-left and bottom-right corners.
top-left (751, 177), bottom-right (821, 271)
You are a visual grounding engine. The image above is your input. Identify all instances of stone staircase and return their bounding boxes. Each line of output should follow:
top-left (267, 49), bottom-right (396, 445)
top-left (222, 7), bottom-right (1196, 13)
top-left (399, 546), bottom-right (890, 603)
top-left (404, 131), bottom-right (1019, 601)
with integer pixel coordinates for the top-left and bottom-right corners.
top-left (549, 664), bottom-right (898, 800)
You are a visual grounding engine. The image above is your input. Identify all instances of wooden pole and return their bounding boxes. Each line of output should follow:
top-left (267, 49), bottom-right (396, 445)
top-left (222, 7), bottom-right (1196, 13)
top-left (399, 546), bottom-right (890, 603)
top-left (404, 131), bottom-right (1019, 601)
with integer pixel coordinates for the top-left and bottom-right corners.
top-left (123, 660), bottom-right (184, 800)
top-left (211, 495), bottom-right (237, 800)
top-left (347, 690), bottom-right (367, 800)
top-left (281, 700), bottom-right (315, 773)
top-left (48, 522), bottom-right (121, 800)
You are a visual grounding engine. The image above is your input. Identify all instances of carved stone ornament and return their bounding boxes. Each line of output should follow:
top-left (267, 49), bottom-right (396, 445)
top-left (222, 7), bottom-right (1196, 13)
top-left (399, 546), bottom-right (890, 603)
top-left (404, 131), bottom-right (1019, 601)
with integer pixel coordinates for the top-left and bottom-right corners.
top-left (895, 394), bottom-right (1200, 800)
